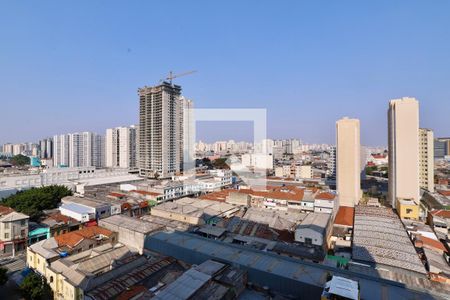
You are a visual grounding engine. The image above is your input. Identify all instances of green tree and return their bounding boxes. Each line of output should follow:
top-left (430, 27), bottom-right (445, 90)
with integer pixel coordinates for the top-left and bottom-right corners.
top-left (0, 267), bottom-right (8, 285)
top-left (10, 154), bottom-right (30, 166)
top-left (2, 185), bottom-right (72, 221)
top-left (20, 273), bottom-right (53, 300)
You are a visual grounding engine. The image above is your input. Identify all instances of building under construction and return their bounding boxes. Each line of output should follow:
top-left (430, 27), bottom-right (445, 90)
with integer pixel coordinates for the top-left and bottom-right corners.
top-left (138, 82), bottom-right (184, 178)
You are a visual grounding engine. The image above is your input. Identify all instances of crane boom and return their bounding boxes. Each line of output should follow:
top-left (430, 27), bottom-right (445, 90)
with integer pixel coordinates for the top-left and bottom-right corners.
top-left (162, 70), bottom-right (197, 84)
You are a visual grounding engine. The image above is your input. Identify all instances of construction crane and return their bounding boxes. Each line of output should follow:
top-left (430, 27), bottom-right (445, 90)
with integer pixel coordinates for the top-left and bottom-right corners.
top-left (160, 70), bottom-right (197, 84)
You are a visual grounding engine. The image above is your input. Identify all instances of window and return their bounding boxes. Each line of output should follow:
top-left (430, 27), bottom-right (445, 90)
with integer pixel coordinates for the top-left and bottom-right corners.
top-left (305, 238), bottom-right (312, 245)
top-left (4, 222), bottom-right (9, 229)
top-left (4, 233), bottom-right (9, 239)
top-left (50, 276), bottom-right (54, 283)
top-left (406, 208), bottom-right (413, 214)
top-left (20, 219), bottom-right (26, 226)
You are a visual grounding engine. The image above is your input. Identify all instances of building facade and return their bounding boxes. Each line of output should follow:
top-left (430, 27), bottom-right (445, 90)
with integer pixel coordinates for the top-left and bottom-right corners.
top-left (388, 97), bottom-right (420, 208)
top-left (138, 82), bottom-right (184, 178)
top-left (105, 125), bottom-right (138, 169)
top-left (419, 128), bottom-right (434, 192)
top-left (336, 117), bottom-right (361, 207)
top-left (53, 132), bottom-right (105, 168)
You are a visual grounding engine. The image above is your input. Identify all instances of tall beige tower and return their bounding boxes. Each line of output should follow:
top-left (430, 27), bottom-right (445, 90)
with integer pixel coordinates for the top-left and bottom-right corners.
top-left (336, 117), bottom-right (361, 207)
top-left (388, 97), bottom-right (420, 208)
top-left (419, 128), bottom-right (434, 192)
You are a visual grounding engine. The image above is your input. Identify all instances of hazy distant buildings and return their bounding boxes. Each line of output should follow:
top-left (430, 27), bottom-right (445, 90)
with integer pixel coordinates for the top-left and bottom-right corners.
top-left (138, 82), bottom-right (184, 178)
top-left (241, 153), bottom-right (273, 170)
top-left (336, 117), bottom-right (361, 207)
top-left (419, 128), bottom-right (434, 192)
top-left (53, 132), bottom-right (105, 168)
top-left (388, 97), bottom-right (420, 208)
top-left (106, 125), bottom-right (138, 169)
top-left (39, 138), bottom-right (53, 159)
top-left (434, 137), bottom-right (450, 159)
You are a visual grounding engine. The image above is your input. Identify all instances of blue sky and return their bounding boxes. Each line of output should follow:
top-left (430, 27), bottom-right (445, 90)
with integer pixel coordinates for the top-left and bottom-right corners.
top-left (1, 1), bottom-right (450, 146)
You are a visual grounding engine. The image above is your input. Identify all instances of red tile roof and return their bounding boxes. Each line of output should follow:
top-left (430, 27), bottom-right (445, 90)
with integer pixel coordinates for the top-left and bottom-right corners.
top-left (238, 185), bottom-right (305, 201)
top-left (54, 226), bottom-right (113, 248)
top-left (437, 190), bottom-right (450, 197)
top-left (334, 206), bottom-right (354, 227)
top-left (0, 205), bottom-right (15, 216)
top-left (131, 190), bottom-right (161, 196)
top-left (315, 192), bottom-right (336, 200)
top-left (109, 192), bottom-right (126, 198)
top-left (419, 236), bottom-right (447, 252)
top-left (431, 209), bottom-right (450, 219)
top-left (45, 212), bottom-right (77, 224)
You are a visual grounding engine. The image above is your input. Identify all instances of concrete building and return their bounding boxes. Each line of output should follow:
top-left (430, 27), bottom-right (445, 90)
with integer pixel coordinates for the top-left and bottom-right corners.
top-left (182, 97), bottom-right (195, 175)
top-left (53, 132), bottom-right (105, 168)
top-left (336, 117), bottom-right (361, 207)
top-left (27, 226), bottom-right (116, 278)
top-left (241, 153), bottom-right (273, 170)
top-left (294, 213), bottom-right (331, 249)
top-left (105, 125), bottom-right (138, 169)
top-left (388, 97), bottom-right (420, 208)
top-left (419, 128), bottom-right (434, 192)
top-left (39, 138), bottom-right (53, 159)
top-left (434, 137), bottom-right (450, 159)
top-left (99, 215), bottom-right (164, 254)
top-left (295, 165), bottom-right (313, 179)
top-left (150, 197), bottom-right (240, 225)
top-left (0, 205), bottom-right (29, 256)
top-left (138, 82), bottom-right (184, 178)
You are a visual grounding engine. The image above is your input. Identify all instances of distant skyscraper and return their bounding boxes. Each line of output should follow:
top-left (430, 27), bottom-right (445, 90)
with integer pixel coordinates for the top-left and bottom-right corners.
top-left (419, 128), bottom-right (434, 192)
top-left (138, 82), bottom-right (184, 178)
top-left (106, 125), bottom-right (138, 169)
top-left (388, 97), bottom-right (420, 208)
top-left (336, 117), bottom-right (361, 207)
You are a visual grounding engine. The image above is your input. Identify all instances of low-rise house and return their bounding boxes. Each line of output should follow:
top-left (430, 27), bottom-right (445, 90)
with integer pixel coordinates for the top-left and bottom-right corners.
top-left (331, 206), bottom-right (354, 252)
top-left (98, 215), bottom-right (164, 254)
top-left (150, 197), bottom-right (240, 225)
top-left (314, 192), bottom-right (338, 214)
top-left (40, 211), bottom-right (81, 237)
top-left (27, 226), bottom-right (116, 277)
top-left (423, 247), bottom-right (450, 284)
top-left (396, 198), bottom-right (419, 220)
top-left (295, 213), bottom-right (331, 250)
top-left (61, 196), bottom-right (113, 219)
top-left (28, 222), bottom-right (50, 245)
top-left (428, 210), bottom-right (450, 239)
top-left (0, 205), bottom-right (29, 256)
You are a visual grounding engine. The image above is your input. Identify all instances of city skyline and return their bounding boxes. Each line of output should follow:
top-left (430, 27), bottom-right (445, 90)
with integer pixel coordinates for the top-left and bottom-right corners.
top-left (2, 1), bottom-right (450, 145)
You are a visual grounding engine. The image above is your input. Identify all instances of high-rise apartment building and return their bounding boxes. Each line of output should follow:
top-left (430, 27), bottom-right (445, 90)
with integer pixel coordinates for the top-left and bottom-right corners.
top-left (53, 132), bottom-right (104, 168)
top-left (39, 138), bottom-right (53, 159)
top-left (388, 97), bottom-right (420, 208)
top-left (138, 82), bottom-right (184, 178)
top-left (419, 128), bottom-right (434, 192)
top-left (53, 134), bottom-right (70, 167)
top-left (336, 117), bottom-right (361, 207)
top-left (106, 125), bottom-right (138, 169)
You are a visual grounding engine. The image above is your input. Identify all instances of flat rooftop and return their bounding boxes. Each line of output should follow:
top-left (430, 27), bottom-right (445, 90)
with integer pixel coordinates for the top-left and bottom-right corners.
top-left (352, 206), bottom-right (426, 275)
top-left (99, 214), bottom-right (164, 234)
